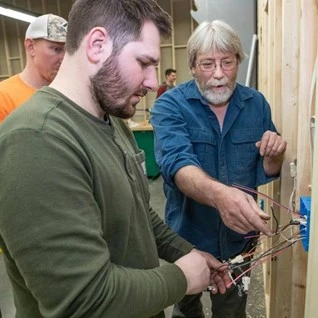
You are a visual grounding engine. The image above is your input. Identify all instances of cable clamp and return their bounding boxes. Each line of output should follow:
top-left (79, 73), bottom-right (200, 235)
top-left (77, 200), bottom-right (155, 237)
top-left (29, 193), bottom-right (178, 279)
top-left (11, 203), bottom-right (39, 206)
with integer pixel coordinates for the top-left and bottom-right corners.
top-left (229, 254), bottom-right (244, 264)
top-left (242, 276), bottom-right (251, 292)
top-left (293, 217), bottom-right (307, 226)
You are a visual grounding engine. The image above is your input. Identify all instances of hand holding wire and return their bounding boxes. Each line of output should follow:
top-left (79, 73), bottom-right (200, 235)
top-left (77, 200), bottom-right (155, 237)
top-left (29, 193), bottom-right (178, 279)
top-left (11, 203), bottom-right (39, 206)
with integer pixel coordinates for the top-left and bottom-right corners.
top-left (193, 249), bottom-right (231, 294)
top-left (214, 184), bottom-right (273, 236)
top-left (216, 184), bottom-right (305, 296)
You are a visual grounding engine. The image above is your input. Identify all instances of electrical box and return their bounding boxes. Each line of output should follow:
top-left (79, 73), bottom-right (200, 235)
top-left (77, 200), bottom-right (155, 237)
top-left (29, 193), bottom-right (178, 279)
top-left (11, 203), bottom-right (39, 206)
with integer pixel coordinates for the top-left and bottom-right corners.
top-left (299, 196), bottom-right (311, 252)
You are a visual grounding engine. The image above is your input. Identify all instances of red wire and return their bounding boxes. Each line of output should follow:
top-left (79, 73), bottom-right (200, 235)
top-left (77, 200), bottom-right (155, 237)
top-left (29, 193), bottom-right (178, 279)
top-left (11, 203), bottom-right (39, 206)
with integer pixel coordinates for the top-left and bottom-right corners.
top-left (226, 242), bottom-right (293, 288)
top-left (232, 183), bottom-right (301, 217)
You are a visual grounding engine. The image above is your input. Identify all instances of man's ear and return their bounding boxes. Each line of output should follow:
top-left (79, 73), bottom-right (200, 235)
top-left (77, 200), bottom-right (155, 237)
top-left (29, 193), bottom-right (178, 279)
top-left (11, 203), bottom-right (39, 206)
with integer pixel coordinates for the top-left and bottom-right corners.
top-left (24, 38), bottom-right (36, 56)
top-left (190, 67), bottom-right (196, 77)
top-left (86, 27), bottom-right (113, 64)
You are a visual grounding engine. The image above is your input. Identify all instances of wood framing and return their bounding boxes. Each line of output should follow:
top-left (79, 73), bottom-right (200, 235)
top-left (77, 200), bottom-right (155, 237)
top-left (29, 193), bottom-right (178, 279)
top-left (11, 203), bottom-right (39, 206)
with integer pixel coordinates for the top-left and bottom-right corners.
top-left (305, 45), bottom-right (318, 318)
top-left (258, 0), bottom-right (318, 317)
top-left (280, 1), bottom-right (301, 315)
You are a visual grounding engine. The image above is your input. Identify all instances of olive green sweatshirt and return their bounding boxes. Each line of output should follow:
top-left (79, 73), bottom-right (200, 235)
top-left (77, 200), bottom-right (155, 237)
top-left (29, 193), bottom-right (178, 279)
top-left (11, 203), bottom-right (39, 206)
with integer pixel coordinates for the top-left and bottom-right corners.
top-left (0, 87), bottom-right (194, 318)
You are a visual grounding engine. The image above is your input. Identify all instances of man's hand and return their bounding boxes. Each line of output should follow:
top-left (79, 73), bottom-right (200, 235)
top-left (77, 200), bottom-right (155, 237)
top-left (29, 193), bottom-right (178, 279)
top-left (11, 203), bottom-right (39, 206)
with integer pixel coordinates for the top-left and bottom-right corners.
top-left (175, 166), bottom-right (274, 236)
top-left (255, 131), bottom-right (287, 176)
top-left (255, 131), bottom-right (287, 157)
top-left (174, 250), bottom-right (210, 295)
top-left (192, 249), bottom-right (231, 294)
top-left (213, 183), bottom-right (272, 236)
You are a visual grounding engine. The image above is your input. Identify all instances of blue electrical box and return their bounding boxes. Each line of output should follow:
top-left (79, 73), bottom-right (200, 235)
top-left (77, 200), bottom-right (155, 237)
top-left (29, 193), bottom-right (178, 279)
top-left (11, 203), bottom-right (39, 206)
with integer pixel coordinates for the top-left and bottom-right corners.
top-left (299, 196), bottom-right (311, 252)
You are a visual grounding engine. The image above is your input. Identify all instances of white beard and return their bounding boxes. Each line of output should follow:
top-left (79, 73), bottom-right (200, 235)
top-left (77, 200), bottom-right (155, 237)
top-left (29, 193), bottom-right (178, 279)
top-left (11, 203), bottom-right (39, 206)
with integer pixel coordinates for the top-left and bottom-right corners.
top-left (202, 85), bottom-right (235, 105)
top-left (195, 78), bottom-right (236, 106)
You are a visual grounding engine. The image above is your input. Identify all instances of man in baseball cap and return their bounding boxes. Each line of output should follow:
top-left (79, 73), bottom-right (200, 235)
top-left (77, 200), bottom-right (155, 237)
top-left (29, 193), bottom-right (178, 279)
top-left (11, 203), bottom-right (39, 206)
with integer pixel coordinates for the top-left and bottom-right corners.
top-left (0, 14), bottom-right (67, 122)
top-left (25, 13), bottom-right (67, 42)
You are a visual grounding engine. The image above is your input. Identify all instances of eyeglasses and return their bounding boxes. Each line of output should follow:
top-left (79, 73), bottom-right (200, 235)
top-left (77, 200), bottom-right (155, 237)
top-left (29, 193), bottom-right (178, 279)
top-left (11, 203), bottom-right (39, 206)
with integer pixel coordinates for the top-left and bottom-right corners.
top-left (197, 59), bottom-right (238, 72)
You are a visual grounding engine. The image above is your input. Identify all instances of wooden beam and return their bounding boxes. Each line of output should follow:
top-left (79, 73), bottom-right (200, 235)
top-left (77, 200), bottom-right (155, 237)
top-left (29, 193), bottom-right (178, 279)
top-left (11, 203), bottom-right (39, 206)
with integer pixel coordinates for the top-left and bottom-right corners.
top-left (304, 47), bottom-right (318, 318)
top-left (280, 0), bottom-right (301, 313)
top-left (296, 1), bottom-right (318, 195)
top-left (1, 18), bottom-right (12, 76)
top-left (266, 2), bottom-right (287, 316)
top-left (257, 2), bottom-right (271, 314)
top-left (292, 1), bottom-right (318, 316)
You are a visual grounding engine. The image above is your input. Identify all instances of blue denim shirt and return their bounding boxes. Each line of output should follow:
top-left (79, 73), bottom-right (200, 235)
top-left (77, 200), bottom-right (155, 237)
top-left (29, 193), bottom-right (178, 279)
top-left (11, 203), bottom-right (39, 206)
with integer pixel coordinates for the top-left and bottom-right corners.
top-left (150, 80), bottom-right (278, 260)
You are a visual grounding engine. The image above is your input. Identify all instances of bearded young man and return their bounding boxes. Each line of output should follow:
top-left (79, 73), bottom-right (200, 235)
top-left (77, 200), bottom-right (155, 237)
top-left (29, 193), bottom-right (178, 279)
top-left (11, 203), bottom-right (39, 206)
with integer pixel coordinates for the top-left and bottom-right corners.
top-left (0, 2), bottom-right (232, 318)
top-left (151, 20), bottom-right (287, 318)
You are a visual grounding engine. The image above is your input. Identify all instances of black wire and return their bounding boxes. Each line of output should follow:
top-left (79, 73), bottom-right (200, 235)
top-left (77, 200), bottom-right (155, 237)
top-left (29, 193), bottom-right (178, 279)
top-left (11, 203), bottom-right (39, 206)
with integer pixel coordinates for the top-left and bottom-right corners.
top-left (271, 206), bottom-right (279, 234)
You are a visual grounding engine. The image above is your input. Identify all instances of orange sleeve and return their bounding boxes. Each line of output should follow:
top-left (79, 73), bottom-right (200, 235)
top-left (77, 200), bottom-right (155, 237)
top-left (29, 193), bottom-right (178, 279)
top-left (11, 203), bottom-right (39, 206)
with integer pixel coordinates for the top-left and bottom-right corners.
top-left (0, 91), bottom-right (15, 123)
top-left (0, 75), bottom-right (35, 123)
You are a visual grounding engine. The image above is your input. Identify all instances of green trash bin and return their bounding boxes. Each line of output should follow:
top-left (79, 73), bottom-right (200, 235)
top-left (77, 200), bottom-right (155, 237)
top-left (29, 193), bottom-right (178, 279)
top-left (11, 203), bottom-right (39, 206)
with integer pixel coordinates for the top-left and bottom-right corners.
top-left (132, 127), bottom-right (160, 179)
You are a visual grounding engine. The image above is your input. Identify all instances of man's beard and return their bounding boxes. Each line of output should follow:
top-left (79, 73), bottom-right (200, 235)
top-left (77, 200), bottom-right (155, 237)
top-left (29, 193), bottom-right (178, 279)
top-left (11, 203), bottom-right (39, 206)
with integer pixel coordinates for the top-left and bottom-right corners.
top-left (90, 55), bottom-right (136, 119)
top-left (196, 78), bottom-right (236, 106)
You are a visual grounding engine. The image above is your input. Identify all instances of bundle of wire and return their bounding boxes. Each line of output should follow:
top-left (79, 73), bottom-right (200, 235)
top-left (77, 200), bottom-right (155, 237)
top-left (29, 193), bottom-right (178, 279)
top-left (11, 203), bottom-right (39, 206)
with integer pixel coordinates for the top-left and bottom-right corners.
top-left (209, 183), bottom-right (306, 294)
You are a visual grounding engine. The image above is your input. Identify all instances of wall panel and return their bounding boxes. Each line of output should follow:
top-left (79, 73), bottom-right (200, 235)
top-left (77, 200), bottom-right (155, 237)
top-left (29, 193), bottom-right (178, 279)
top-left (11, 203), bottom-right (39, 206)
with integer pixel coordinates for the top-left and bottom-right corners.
top-left (175, 48), bottom-right (191, 82)
top-left (258, 0), bottom-right (318, 317)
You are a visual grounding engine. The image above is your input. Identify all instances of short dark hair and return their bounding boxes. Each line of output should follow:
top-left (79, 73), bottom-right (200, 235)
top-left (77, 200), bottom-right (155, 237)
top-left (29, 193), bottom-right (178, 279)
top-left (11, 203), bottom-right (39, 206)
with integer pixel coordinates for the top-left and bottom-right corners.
top-left (165, 68), bottom-right (176, 77)
top-left (66, 0), bottom-right (172, 55)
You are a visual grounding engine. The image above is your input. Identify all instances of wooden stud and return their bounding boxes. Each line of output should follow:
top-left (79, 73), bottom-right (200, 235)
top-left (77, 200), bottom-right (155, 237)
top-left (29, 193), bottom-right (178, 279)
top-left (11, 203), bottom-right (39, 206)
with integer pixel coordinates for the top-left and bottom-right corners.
top-left (304, 46), bottom-right (318, 318)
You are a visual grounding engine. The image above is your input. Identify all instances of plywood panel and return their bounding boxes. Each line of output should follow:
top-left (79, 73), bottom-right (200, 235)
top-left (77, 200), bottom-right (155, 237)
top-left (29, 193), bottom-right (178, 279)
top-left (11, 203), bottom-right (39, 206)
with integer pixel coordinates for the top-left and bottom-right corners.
top-left (267, 3), bottom-right (279, 316)
top-left (280, 2), bottom-right (301, 318)
top-left (304, 47), bottom-right (318, 318)
top-left (14, 0), bottom-right (33, 11)
top-left (5, 19), bottom-right (20, 56)
top-left (175, 47), bottom-right (191, 82)
top-left (29, 0), bottom-right (45, 14)
top-left (173, 0), bottom-right (192, 45)
top-left (158, 0), bottom-right (172, 46)
top-left (258, 0), bottom-right (318, 317)
top-left (46, 2), bottom-right (59, 14)
top-left (159, 47), bottom-right (173, 83)
top-left (258, 1), bottom-right (293, 317)
top-left (270, 2), bottom-right (295, 317)
top-left (291, 1), bottom-right (318, 318)
top-left (296, 0), bottom-right (318, 196)
top-left (0, 20), bottom-right (9, 76)
top-left (58, 1), bottom-right (73, 18)
top-left (10, 59), bottom-right (22, 74)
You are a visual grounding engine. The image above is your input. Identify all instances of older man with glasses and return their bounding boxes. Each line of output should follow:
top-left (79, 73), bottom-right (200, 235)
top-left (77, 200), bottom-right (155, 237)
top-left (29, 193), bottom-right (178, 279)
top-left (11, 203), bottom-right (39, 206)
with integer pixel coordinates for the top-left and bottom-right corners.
top-left (151, 20), bottom-right (287, 318)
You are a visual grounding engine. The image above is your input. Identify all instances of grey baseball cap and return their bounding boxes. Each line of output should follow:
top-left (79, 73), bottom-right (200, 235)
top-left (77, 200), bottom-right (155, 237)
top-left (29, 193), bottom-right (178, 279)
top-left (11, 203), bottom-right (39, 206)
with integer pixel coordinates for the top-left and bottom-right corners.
top-left (25, 14), bottom-right (67, 43)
